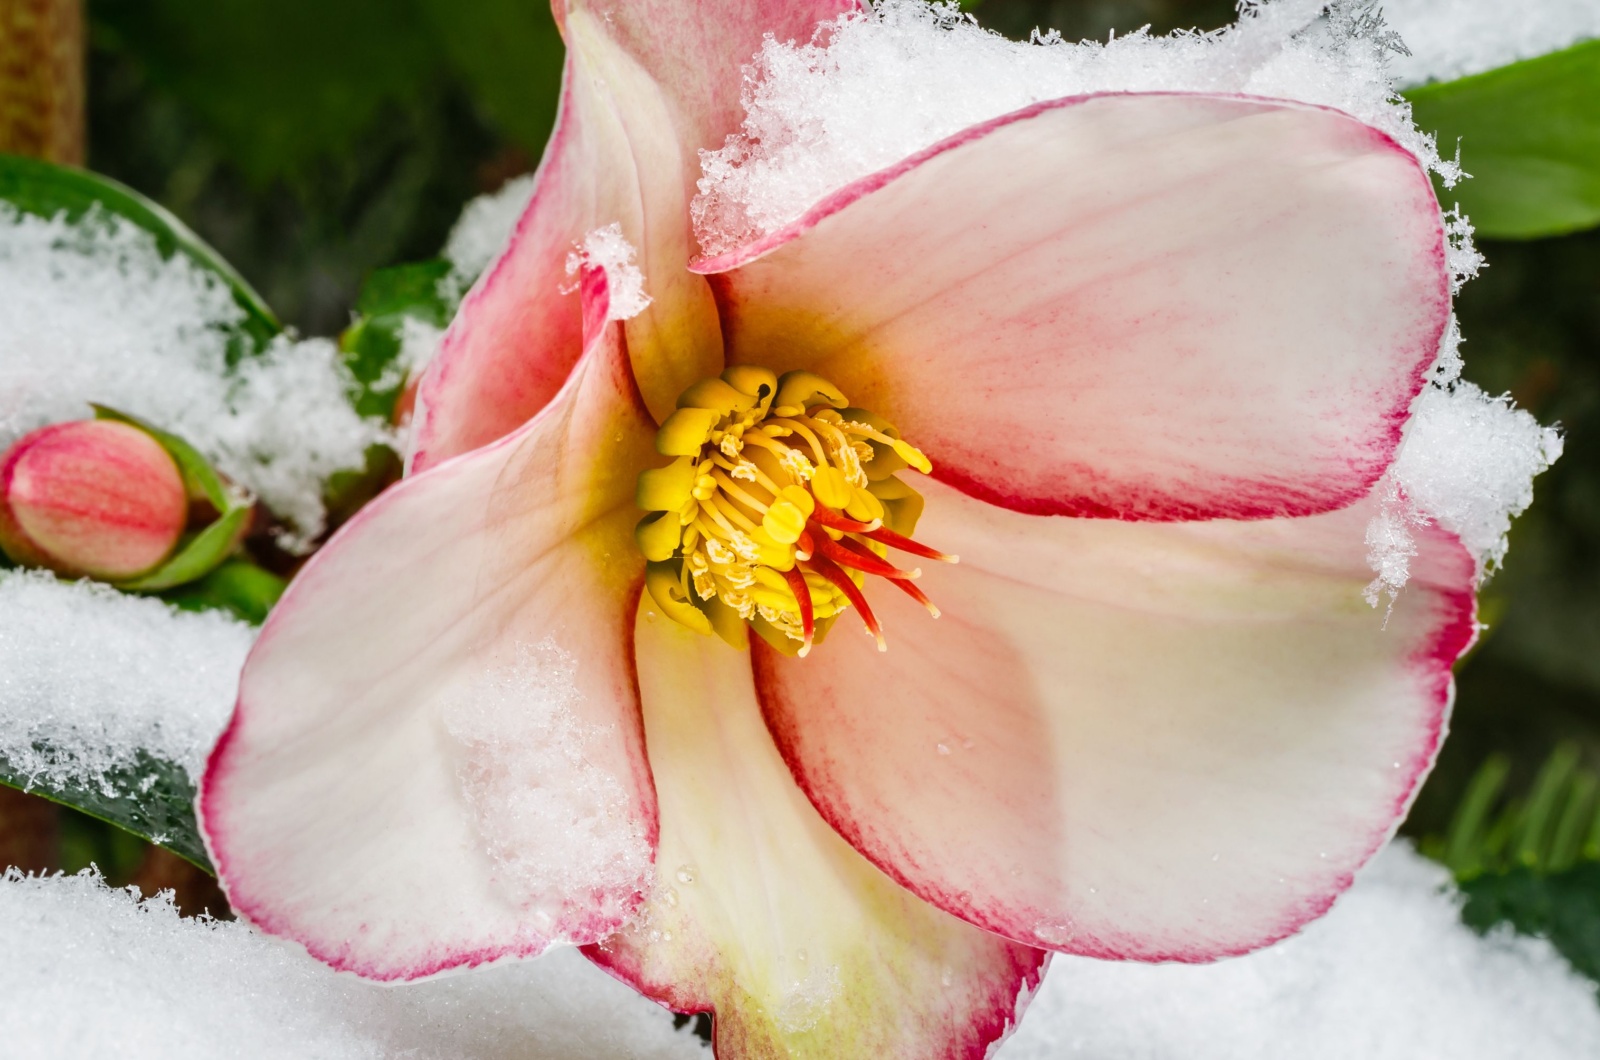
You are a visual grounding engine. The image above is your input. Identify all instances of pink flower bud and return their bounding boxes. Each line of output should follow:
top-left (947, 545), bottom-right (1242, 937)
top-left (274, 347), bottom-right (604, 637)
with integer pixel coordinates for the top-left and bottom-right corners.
top-left (0, 420), bottom-right (189, 581)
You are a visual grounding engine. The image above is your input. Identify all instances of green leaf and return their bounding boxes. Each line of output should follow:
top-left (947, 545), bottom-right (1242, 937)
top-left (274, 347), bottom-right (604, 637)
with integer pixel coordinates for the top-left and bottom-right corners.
top-left (0, 751), bottom-right (212, 874)
top-left (1460, 863), bottom-right (1600, 985)
top-left (161, 558), bottom-right (287, 626)
top-left (1406, 38), bottom-right (1600, 239)
top-left (340, 259), bottom-right (454, 420)
top-left (0, 152), bottom-right (280, 348)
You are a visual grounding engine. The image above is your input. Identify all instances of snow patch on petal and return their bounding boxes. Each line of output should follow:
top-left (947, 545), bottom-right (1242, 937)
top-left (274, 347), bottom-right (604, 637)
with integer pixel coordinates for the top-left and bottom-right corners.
top-left (694, 0), bottom-right (1462, 256)
top-left (1366, 325), bottom-right (1561, 603)
top-left (1384, 0), bottom-right (1600, 86)
top-left (565, 224), bottom-right (652, 321)
top-left (445, 639), bottom-right (654, 932)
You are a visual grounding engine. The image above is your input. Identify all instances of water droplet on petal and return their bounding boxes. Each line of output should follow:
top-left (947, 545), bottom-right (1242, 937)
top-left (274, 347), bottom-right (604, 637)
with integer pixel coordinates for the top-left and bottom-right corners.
top-left (676, 865), bottom-right (697, 884)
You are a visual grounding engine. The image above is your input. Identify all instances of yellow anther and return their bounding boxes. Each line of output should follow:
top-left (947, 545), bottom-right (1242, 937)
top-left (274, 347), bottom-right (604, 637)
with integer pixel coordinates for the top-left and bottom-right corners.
top-left (762, 498), bottom-right (809, 544)
top-left (635, 512), bottom-right (683, 562)
top-left (646, 560), bottom-right (712, 635)
top-left (748, 527), bottom-right (797, 570)
top-left (811, 465), bottom-right (853, 509)
top-left (657, 407), bottom-right (721, 456)
top-left (889, 439), bottom-right (932, 475)
top-left (773, 370), bottom-right (848, 415)
top-left (636, 456), bottom-right (697, 511)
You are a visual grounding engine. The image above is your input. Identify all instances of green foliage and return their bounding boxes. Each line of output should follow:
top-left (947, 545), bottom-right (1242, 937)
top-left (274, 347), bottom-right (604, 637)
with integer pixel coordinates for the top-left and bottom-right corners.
top-left (340, 259), bottom-right (455, 421)
top-left (0, 152), bottom-right (279, 350)
top-left (1459, 865), bottom-right (1600, 986)
top-left (1407, 39), bottom-right (1600, 240)
top-left (0, 752), bottom-right (212, 873)
top-left (91, 0), bottom-right (563, 186)
top-left (161, 559), bottom-right (287, 626)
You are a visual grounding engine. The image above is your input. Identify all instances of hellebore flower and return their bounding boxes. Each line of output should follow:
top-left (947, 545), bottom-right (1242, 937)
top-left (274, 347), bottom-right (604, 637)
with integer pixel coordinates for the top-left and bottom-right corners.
top-left (0, 419), bottom-right (188, 581)
top-left (202, 1), bottom-right (1477, 1055)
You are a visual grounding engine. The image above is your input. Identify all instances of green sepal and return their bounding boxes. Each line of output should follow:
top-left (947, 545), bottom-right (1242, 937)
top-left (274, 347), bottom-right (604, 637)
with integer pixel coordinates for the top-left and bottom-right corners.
top-left (0, 153), bottom-right (279, 356)
top-left (1405, 38), bottom-right (1600, 239)
top-left (90, 405), bottom-right (254, 592)
top-left (161, 557), bottom-right (287, 626)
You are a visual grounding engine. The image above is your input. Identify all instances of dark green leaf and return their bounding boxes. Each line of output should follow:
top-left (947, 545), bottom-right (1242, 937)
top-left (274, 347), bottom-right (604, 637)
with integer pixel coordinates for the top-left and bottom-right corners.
top-left (1407, 38), bottom-right (1600, 239)
top-left (161, 558), bottom-right (287, 625)
top-left (0, 751), bottom-right (212, 873)
top-left (0, 151), bottom-right (279, 347)
top-left (1461, 863), bottom-right (1600, 985)
top-left (341, 259), bottom-right (454, 420)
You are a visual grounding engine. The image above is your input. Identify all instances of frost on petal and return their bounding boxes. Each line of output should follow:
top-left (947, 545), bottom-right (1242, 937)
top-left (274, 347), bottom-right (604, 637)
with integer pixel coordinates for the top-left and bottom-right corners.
top-left (565, 224), bottom-right (652, 321)
top-left (0, 570), bottom-right (251, 792)
top-left (0, 868), bottom-right (705, 1060)
top-left (1365, 324), bottom-right (1562, 603)
top-left (694, 0), bottom-right (1463, 256)
top-left (996, 844), bottom-right (1600, 1060)
top-left (0, 206), bottom-right (388, 545)
top-left (1383, 0), bottom-right (1600, 86)
top-left (445, 640), bottom-right (654, 929)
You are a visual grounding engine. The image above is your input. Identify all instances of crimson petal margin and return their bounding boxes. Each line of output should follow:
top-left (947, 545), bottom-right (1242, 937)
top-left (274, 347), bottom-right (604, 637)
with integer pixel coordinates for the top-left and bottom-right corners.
top-left (413, 0), bottom-right (861, 468)
top-left (698, 92), bottom-right (1451, 521)
top-left (756, 480), bottom-right (1476, 961)
top-left (202, 270), bottom-right (659, 981)
top-left (586, 600), bottom-right (1046, 1058)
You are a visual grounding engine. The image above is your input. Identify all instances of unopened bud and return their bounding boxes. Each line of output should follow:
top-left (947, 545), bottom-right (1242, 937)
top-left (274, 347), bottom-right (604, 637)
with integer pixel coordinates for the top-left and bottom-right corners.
top-left (0, 420), bottom-right (189, 581)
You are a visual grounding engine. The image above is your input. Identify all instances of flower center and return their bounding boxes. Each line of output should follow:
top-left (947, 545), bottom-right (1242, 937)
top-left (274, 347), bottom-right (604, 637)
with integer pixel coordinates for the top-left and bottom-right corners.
top-left (635, 366), bottom-right (954, 656)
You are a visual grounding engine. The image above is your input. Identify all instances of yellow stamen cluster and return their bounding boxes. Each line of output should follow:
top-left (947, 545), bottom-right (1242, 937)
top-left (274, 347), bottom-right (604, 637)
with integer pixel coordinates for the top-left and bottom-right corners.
top-left (635, 366), bottom-right (935, 654)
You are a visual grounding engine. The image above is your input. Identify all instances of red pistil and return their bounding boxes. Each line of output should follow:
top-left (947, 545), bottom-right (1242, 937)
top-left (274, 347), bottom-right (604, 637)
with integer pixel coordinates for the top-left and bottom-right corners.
top-left (806, 553), bottom-right (887, 652)
top-left (887, 576), bottom-right (941, 618)
top-left (865, 524), bottom-right (958, 564)
top-left (780, 565), bottom-right (815, 657)
top-left (808, 504), bottom-right (880, 535)
top-left (820, 532), bottom-right (919, 580)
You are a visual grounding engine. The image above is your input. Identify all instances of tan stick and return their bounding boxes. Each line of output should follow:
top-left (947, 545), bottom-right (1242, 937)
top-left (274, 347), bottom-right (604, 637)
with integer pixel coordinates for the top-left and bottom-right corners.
top-left (0, 0), bottom-right (85, 164)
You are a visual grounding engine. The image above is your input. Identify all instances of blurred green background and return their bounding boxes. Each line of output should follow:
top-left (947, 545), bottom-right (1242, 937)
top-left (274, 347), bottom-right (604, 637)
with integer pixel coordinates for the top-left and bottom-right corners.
top-left (24, 0), bottom-right (1600, 941)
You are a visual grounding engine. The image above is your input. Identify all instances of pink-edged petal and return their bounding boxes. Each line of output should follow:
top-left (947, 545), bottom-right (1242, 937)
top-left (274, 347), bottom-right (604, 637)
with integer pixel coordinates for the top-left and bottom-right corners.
top-left (756, 480), bottom-right (1476, 961)
top-left (699, 93), bottom-right (1451, 520)
top-left (413, 0), bottom-right (861, 468)
top-left (202, 269), bottom-right (659, 981)
top-left (586, 599), bottom-right (1046, 1057)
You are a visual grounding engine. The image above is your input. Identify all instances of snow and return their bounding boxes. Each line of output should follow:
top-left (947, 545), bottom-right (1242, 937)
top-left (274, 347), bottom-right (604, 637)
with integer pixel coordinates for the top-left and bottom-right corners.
top-left (694, 0), bottom-right (1461, 256)
top-left (1384, 0), bottom-right (1600, 86)
top-left (0, 570), bottom-right (251, 790)
top-left (445, 640), bottom-right (654, 928)
top-left (999, 843), bottom-right (1600, 1060)
top-left (566, 223), bottom-right (653, 321)
top-left (442, 173), bottom-right (538, 303)
top-left (0, 205), bottom-right (387, 547)
top-left (6, 844), bottom-right (1596, 1058)
top-left (1366, 323), bottom-right (1563, 603)
top-left (0, 867), bottom-right (706, 1060)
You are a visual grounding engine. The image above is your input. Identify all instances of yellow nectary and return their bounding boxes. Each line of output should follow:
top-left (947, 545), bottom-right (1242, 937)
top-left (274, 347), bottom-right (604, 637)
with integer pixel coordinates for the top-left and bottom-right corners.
top-left (635, 366), bottom-right (954, 655)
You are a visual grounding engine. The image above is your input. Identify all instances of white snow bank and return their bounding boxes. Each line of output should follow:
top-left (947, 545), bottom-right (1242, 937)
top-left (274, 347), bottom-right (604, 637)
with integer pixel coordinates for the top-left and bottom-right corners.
top-left (1384, 0), bottom-right (1600, 86)
top-left (694, 0), bottom-right (1460, 256)
top-left (0, 205), bottom-right (386, 546)
top-left (0, 571), bottom-right (250, 789)
top-left (0, 867), bottom-right (705, 1060)
top-left (1000, 843), bottom-right (1600, 1059)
